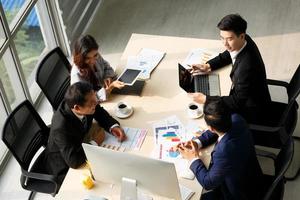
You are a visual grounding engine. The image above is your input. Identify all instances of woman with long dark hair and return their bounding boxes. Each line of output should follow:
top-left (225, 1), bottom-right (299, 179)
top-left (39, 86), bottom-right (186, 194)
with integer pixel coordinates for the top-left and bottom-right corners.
top-left (71, 34), bottom-right (124, 100)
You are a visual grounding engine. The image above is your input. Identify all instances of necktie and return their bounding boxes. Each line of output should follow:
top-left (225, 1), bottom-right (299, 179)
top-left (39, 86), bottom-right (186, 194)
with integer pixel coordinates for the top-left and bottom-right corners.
top-left (209, 140), bottom-right (219, 169)
top-left (82, 116), bottom-right (88, 132)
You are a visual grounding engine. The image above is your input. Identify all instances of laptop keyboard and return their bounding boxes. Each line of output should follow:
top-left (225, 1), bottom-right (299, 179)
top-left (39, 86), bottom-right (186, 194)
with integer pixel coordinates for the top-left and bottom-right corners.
top-left (208, 74), bottom-right (221, 96)
top-left (194, 74), bottom-right (220, 96)
top-left (194, 75), bottom-right (210, 95)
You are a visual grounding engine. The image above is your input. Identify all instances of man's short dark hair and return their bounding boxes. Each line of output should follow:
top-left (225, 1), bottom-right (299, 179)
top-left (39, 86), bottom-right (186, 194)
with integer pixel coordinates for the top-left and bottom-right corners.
top-left (64, 82), bottom-right (94, 108)
top-left (204, 97), bottom-right (232, 133)
top-left (217, 14), bottom-right (247, 36)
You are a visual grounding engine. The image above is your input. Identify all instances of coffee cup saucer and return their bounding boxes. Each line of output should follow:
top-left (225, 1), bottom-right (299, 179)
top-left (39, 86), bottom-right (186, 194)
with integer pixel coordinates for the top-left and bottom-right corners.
top-left (188, 111), bottom-right (203, 119)
top-left (115, 106), bottom-right (133, 119)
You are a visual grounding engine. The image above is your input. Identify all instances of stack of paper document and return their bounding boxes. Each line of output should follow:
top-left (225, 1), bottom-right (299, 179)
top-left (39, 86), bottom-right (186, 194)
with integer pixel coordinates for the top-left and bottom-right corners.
top-left (182, 48), bottom-right (218, 69)
top-left (126, 48), bottom-right (166, 80)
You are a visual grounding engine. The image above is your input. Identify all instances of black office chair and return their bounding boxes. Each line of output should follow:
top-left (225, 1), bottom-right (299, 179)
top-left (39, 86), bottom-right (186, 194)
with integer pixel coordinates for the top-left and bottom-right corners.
top-left (1, 100), bottom-right (61, 200)
top-left (36, 47), bottom-right (71, 111)
top-left (261, 137), bottom-right (294, 200)
top-left (250, 64), bottom-right (300, 148)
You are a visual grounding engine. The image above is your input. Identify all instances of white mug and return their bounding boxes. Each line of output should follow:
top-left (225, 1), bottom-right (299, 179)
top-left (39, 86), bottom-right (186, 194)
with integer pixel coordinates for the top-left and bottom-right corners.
top-left (187, 103), bottom-right (202, 118)
top-left (117, 102), bottom-right (130, 115)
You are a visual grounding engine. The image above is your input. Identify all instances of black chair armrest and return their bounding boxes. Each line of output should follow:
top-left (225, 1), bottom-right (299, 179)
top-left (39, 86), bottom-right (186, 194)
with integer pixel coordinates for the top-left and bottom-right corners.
top-left (21, 168), bottom-right (57, 183)
top-left (249, 124), bottom-right (281, 133)
top-left (250, 124), bottom-right (289, 145)
top-left (267, 79), bottom-right (289, 88)
top-left (255, 148), bottom-right (277, 161)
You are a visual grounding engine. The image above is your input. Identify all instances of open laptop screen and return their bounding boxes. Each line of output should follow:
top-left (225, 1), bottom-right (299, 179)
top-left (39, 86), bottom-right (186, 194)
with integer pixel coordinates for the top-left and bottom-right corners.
top-left (178, 63), bottom-right (195, 93)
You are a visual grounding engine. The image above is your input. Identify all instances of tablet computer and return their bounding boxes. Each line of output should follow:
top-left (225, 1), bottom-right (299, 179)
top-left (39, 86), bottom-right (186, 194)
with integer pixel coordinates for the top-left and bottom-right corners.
top-left (118, 68), bottom-right (142, 85)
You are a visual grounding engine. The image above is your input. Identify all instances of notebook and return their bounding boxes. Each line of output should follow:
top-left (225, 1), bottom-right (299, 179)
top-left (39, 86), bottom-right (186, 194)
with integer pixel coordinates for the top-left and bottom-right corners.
top-left (111, 80), bottom-right (145, 96)
top-left (178, 63), bottom-right (220, 96)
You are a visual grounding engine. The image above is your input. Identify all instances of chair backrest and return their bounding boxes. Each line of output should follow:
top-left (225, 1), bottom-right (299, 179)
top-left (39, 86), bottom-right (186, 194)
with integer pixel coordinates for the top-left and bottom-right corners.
top-left (276, 100), bottom-right (298, 146)
top-left (36, 47), bottom-right (71, 110)
top-left (1, 100), bottom-right (50, 170)
top-left (263, 137), bottom-right (294, 200)
top-left (279, 98), bottom-right (298, 126)
top-left (287, 64), bottom-right (300, 102)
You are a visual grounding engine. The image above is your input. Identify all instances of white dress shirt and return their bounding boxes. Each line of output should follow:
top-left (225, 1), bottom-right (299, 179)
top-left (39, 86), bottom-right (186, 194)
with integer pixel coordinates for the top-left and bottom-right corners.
top-left (229, 41), bottom-right (247, 65)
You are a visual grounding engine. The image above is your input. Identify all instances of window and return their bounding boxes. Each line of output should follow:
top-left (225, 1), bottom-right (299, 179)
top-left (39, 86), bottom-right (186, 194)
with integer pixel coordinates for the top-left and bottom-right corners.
top-left (14, 6), bottom-right (45, 100)
top-left (1, 0), bottom-right (28, 27)
top-left (0, 19), bottom-right (5, 47)
top-left (0, 50), bottom-right (25, 108)
top-left (0, 95), bottom-right (7, 164)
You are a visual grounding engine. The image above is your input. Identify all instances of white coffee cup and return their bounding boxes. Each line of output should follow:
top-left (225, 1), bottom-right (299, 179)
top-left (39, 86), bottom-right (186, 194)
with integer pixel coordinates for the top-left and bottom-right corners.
top-left (187, 103), bottom-right (202, 118)
top-left (117, 102), bottom-right (130, 115)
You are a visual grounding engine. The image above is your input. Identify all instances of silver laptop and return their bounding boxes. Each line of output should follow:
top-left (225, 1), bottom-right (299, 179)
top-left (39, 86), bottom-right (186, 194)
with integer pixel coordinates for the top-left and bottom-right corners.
top-left (178, 63), bottom-right (220, 96)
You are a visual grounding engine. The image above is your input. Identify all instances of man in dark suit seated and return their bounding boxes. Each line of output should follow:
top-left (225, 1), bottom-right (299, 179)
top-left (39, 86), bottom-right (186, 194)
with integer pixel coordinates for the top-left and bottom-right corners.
top-left (44, 81), bottom-right (127, 183)
top-left (190, 14), bottom-right (271, 124)
top-left (178, 97), bottom-right (263, 200)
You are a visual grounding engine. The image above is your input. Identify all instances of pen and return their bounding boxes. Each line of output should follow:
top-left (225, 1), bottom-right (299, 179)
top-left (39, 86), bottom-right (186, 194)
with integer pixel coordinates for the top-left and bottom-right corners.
top-left (90, 170), bottom-right (95, 181)
top-left (159, 144), bottom-right (162, 159)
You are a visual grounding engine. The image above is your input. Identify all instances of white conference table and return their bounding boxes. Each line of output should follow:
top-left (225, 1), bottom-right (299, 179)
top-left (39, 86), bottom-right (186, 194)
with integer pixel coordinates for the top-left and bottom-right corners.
top-left (55, 33), bottom-right (231, 200)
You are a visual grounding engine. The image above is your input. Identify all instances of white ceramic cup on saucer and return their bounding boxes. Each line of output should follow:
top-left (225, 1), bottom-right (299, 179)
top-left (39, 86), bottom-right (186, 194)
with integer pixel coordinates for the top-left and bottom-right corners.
top-left (115, 102), bottom-right (133, 119)
top-left (187, 102), bottom-right (203, 119)
top-left (117, 102), bottom-right (130, 115)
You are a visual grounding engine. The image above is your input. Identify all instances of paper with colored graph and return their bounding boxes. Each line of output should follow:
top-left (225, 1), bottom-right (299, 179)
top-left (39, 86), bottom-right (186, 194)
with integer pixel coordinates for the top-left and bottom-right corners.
top-left (152, 115), bottom-right (185, 144)
top-left (156, 129), bottom-right (181, 160)
top-left (152, 116), bottom-right (204, 180)
top-left (101, 127), bottom-right (147, 151)
top-left (151, 115), bottom-right (185, 160)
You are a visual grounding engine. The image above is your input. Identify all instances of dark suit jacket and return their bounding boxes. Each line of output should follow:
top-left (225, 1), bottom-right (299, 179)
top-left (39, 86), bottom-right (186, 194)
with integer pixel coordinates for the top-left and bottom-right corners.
top-left (44, 100), bottom-right (119, 178)
top-left (190, 114), bottom-right (263, 200)
top-left (207, 35), bottom-right (271, 123)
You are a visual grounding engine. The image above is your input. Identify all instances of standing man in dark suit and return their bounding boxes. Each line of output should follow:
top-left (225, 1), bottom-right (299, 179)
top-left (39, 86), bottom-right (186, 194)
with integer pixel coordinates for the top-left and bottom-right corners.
top-left (178, 98), bottom-right (263, 200)
top-left (44, 81), bottom-right (126, 182)
top-left (191, 14), bottom-right (271, 123)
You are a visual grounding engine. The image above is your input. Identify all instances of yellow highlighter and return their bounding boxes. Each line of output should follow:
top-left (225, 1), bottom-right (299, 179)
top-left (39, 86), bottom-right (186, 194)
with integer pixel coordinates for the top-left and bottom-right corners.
top-left (81, 174), bottom-right (94, 189)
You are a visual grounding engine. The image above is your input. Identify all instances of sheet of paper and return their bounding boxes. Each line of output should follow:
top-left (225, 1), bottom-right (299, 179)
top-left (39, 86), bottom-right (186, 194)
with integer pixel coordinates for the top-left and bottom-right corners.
top-left (100, 127), bottom-right (147, 151)
top-left (96, 88), bottom-right (106, 101)
top-left (182, 48), bottom-right (218, 68)
top-left (151, 116), bottom-right (187, 171)
top-left (152, 115), bottom-right (185, 145)
top-left (179, 184), bottom-right (195, 200)
top-left (126, 48), bottom-right (166, 80)
top-left (184, 121), bottom-right (205, 140)
top-left (151, 116), bottom-right (205, 181)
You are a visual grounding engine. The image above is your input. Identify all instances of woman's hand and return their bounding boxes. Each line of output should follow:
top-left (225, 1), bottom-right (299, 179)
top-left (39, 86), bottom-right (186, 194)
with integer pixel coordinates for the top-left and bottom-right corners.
top-left (104, 80), bottom-right (125, 94)
top-left (111, 80), bottom-right (125, 89)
